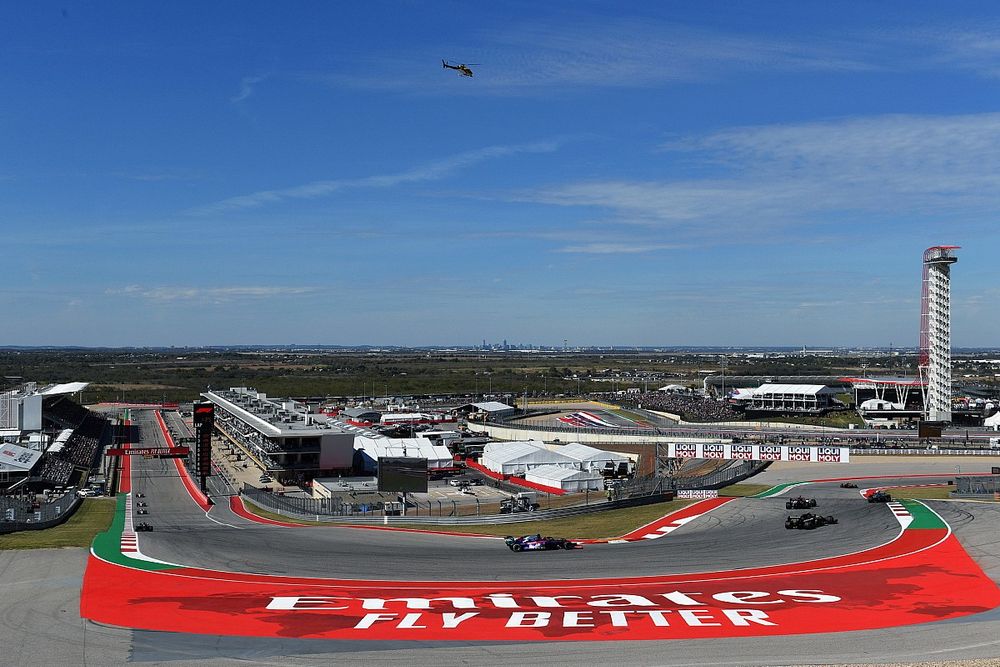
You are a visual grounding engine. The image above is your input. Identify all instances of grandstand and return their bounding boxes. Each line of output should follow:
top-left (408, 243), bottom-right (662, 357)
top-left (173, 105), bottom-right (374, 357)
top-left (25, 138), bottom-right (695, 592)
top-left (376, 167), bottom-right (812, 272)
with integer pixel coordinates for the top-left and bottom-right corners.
top-left (612, 392), bottom-right (743, 422)
top-left (737, 383), bottom-right (838, 414)
top-left (0, 383), bottom-right (110, 492)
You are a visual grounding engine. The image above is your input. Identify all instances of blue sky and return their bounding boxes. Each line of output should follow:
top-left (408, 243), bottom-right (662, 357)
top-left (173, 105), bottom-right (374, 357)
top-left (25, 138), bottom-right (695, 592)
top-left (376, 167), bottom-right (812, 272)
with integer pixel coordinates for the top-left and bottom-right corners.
top-left (2, 1), bottom-right (998, 347)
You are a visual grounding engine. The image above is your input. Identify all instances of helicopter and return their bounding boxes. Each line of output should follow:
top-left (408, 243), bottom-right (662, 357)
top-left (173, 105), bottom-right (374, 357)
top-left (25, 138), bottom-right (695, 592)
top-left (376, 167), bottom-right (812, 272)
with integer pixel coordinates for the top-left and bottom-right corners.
top-left (442, 59), bottom-right (478, 77)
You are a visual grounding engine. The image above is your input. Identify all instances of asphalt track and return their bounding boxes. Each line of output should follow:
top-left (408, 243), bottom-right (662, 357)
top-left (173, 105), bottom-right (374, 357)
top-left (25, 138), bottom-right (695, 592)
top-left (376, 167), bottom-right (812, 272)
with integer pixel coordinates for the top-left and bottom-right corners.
top-left (4, 410), bottom-right (1000, 665)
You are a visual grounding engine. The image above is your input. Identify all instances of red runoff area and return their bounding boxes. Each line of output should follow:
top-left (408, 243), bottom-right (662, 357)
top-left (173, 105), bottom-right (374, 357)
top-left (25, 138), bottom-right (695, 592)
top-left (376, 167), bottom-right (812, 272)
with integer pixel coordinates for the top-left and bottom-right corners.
top-left (80, 523), bottom-right (1000, 641)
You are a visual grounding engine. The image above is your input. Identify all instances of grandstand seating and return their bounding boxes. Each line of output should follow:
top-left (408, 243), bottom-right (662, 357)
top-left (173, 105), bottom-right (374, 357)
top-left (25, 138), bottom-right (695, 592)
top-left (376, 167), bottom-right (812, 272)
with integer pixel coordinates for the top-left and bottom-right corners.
top-left (43, 397), bottom-right (91, 429)
top-left (611, 392), bottom-right (743, 422)
top-left (33, 400), bottom-right (110, 484)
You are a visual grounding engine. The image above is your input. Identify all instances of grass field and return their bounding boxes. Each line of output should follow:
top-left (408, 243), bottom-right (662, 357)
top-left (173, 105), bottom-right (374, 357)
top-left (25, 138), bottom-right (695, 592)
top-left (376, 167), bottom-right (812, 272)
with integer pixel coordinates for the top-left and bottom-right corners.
top-left (883, 486), bottom-right (952, 500)
top-left (719, 483), bottom-right (772, 497)
top-left (0, 498), bottom-right (115, 550)
top-left (244, 498), bottom-right (693, 539)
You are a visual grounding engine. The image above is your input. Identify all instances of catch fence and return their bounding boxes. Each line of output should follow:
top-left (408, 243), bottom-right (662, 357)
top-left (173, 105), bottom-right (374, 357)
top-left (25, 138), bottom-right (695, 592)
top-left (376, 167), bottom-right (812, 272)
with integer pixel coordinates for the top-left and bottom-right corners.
top-left (0, 492), bottom-right (82, 534)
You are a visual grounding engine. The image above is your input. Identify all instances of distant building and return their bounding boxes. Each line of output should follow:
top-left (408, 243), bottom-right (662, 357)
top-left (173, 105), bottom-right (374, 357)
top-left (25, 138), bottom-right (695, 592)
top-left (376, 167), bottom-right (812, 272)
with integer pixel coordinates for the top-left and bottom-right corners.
top-left (737, 384), bottom-right (837, 413)
top-left (454, 401), bottom-right (517, 421)
top-left (202, 387), bottom-right (354, 482)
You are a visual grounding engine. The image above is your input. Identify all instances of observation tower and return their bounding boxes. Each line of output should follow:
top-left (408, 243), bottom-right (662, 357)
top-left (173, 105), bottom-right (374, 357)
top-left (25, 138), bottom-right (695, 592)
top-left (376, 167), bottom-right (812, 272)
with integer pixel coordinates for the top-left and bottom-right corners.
top-left (918, 245), bottom-right (959, 423)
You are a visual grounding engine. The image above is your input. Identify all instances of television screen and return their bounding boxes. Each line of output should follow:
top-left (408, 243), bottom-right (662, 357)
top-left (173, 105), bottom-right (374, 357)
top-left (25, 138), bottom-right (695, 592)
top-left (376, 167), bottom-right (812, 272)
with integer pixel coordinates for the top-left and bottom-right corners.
top-left (377, 457), bottom-right (428, 493)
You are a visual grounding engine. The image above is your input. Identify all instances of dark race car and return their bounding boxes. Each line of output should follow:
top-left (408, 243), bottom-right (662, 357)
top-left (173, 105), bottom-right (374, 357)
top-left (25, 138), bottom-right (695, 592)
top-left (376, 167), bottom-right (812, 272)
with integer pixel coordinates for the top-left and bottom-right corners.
top-left (504, 534), bottom-right (579, 552)
top-left (785, 512), bottom-right (838, 530)
top-left (840, 482), bottom-right (858, 488)
top-left (135, 522), bottom-right (154, 532)
top-left (867, 490), bottom-right (892, 503)
top-left (785, 496), bottom-right (818, 510)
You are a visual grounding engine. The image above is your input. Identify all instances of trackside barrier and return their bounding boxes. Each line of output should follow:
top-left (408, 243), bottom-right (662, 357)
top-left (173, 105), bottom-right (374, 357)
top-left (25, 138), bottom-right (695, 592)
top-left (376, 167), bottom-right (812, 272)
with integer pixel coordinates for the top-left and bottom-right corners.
top-left (673, 460), bottom-right (771, 490)
top-left (856, 448), bottom-right (1000, 456)
top-left (0, 492), bottom-right (83, 534)
top-left (490, 414), bottom-right (1000, 449)
top-left (239, 486), bottom-right (674, 525)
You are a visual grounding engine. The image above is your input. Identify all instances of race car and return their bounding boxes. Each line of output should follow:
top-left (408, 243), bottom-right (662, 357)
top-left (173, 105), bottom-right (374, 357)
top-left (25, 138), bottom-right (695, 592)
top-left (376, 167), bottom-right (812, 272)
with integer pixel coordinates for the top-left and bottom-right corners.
top-left (136, 508), bottom-right (149, 515)
top-left (504, 534), bottom-right (579, 552)
top-left (867, 490), bottom-right (892, 503)
top-left (785, 496), bottom-right (818, 510)
top-left (785, 513), bottom-right (838, 530)
top-left (840, 482), bottom-right (858, 488)
top-left (135, 522), bottom-right (154, 532)
top-left (136, 501), bottom-right (148, 507)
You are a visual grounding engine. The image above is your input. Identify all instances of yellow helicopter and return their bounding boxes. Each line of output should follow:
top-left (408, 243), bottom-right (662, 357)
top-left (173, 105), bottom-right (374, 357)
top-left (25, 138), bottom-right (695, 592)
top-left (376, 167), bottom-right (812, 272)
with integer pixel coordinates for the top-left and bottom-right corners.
top-left (442, 59), bottom-right (478, 77)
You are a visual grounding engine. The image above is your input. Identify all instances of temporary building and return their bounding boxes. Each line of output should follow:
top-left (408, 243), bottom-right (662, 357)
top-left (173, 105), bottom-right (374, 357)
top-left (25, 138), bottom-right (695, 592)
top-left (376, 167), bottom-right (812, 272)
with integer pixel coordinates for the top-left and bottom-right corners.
top-left (985, 411), bottom-right (1000, 430)
top-left (456, 401), bottom-right (518, 420)
top-left (480, 441), bottom-right (576, 476)
top-left (525, 464), bottom-right (602, 492)
top-left (353, 436), bottom-right (453, 472)
top-left (859, 399), bottom-right (903, 412)
top-left (557, 442), bottom-right (631, 473)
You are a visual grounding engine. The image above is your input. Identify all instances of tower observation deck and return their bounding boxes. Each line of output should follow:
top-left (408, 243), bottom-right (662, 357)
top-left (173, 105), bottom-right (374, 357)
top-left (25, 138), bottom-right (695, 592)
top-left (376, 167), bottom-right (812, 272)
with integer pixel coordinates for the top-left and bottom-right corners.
top-left (919, 245), bottom-right (959, 423)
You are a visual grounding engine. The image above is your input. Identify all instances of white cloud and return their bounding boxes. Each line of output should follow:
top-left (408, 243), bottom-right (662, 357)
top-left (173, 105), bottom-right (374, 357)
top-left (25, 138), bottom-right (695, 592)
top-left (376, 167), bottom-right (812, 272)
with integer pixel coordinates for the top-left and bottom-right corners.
top-left (313, 18), bottom-right (875, 95)
top-left (231, 74), bottom-right (267, 104)
top-left (557, 242), bottom-right (685, 254)
top-left (190, 140), bottom-right (559, 215)
top-left (109, 285), bottom-right (320, 302)
top-left (518, 112), bottom-right (1000, 236)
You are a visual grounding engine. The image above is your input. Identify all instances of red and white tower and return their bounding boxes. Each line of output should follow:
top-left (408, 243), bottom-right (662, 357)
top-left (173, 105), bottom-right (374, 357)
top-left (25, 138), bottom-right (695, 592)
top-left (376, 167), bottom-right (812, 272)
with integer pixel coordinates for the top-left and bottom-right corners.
top-left (919, 245), bottom-right (959, 423)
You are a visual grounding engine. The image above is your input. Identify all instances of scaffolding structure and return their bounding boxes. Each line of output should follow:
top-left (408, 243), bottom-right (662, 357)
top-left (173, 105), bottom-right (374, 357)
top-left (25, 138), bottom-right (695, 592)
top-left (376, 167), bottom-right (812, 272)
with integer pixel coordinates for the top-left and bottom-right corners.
top-left (919, 246), bottom-right (959, 423)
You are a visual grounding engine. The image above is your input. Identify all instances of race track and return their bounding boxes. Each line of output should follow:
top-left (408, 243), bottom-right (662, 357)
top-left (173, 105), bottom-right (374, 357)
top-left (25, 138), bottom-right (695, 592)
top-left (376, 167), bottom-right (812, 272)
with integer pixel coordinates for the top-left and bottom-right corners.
top-left (5, 409), bottom-right (1000, 665)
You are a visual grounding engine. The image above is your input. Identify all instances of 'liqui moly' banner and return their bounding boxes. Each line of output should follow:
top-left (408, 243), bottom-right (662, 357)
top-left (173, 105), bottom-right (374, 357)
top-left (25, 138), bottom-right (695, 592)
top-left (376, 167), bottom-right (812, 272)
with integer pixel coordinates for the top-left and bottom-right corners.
top-left (666, 444), bottom-right (849, 463)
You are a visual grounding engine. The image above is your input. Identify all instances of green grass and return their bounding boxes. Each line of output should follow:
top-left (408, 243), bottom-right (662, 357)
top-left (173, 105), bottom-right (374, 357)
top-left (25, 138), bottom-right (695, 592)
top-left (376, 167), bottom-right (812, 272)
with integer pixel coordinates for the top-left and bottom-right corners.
top-left (394, 500), bottom-right (694, 539)
top-left (0, 498), bottom-right (115, 550)
top-left (883, 486), bottom-right (952, 500)
top-left (719, 483), bottom-right (772, 497)
top-left (244, 498), bottom-right (693, 539)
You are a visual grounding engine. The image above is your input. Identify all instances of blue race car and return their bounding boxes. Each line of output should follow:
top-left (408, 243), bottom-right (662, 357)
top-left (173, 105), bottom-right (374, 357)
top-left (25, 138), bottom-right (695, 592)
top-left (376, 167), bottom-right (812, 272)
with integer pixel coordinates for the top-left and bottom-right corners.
top-left (504, 534), bottom-right (579, 552)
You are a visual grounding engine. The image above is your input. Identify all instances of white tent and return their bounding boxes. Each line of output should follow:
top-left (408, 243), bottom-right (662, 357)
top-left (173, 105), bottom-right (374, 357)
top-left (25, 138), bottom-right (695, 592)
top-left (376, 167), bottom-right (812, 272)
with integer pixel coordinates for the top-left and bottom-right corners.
top-left (525, 464), bottom-right (602, 492)
top-left (859, 398), bottom-right (904, 412)
top-left (353, 436), bottom-right (453, 471)
top-left (557, 442), bottom-right (631, 473)
top-left (480, 441), bottom-right (576, 476)
top-left (985, 411), bottom-right (1000, 430)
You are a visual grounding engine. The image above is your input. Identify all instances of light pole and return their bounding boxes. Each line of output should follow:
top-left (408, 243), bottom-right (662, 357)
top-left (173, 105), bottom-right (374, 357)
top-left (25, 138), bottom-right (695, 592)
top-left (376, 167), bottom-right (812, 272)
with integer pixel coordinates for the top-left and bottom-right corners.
top-left (720, 356), bottom-right (728, 399)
